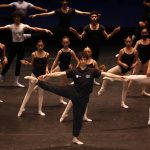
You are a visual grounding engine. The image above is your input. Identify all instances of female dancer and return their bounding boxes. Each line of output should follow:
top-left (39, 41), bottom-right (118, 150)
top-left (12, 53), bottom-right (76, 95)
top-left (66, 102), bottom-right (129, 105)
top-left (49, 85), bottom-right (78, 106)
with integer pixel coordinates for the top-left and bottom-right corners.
top-left (17, 39), bottom-right (49, 117)
top-left (50, 36), bottom-right (79, 105)
top-left (0, 43), bottom-right (8, 102)
top-left (133, 28), bottom-right (150, 96)
top-left (0, 13), bottom-right (52, 87)
top-left (30, 0), bottom-right (90, 40)
top-left (59, 47), bottom-right (101, 123)
top-left (70, 11), bottom-right (120, 61)
top-left (24, 52), bottom-right (124, 145)
top-left (98, 36), bottom-right (139, 109)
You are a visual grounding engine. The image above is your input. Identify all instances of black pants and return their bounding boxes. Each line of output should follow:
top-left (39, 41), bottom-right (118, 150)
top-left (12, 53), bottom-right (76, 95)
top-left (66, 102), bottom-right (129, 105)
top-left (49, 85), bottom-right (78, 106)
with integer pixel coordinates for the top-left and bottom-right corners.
top-left (87, 45), bottom-right (100, 61)
top-left (38, 80), bottom-right (89, 137)
top-left (1, 42), bottom-right (25, 76)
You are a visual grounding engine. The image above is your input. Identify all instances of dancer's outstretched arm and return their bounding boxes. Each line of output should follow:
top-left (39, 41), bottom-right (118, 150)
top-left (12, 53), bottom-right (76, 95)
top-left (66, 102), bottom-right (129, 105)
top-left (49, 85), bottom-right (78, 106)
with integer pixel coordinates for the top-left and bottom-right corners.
top-left (30, 11), bottom-right (55, 18)
top-left (103, 26), bottom-right (121, 40)
top-left (69, 27), bottom-right (86, 40)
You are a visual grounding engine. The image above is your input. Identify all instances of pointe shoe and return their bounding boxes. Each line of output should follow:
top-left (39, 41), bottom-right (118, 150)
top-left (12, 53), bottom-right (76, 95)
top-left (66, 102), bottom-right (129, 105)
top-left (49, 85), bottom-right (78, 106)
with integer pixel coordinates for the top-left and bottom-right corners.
top-left (38, 111), bottom-right (46, 116)
top-left (93, 80), bottom-right (100, 86)
top-left (13, 82), bottom-right (25, 88)
top-left (72, 138), bottom-right (84, 145)
top-left (59, 114), bottom-right (68, 123)
top-left (141, 91), bottom-right (150, 97)
top-left (17, 108), bottom-right (25, 117)
top-left (121, 103), bottom-right (129, 109)
top-left (60, 99), bottom-right (67, 105)
top-left (83, 117), bottom-right (92, 122)
top-left (98, 88), bottom-right (105, 96)
top-left (148, 120), bottom-right (150, 125)
top-left (70, 81), bottom-right (74, 85)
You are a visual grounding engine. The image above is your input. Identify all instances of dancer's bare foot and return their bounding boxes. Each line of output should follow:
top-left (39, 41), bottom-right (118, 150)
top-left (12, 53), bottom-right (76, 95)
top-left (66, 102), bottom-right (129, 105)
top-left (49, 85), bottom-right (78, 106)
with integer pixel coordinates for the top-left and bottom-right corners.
top-left (60, 97), bottom-right (67, 105)
top-left (141, 91), bottom-right (150, 97)
top-left (121, 102), bottom-right (129, 109)
top-left (83, 116), bottom-right (92, 122)
top-left (72, 137), bottom-right (84, 145)
top-left (59, 113), bottom-right (69, 123)
top-left (17, 108), bottom-right (25, 117)
top-left (38, 111), bottom-right (46, 116)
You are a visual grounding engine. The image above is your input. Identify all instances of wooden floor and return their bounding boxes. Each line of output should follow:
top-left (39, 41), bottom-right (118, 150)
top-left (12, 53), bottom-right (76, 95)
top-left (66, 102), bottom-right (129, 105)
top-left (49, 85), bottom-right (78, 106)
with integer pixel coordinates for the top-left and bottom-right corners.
top-left (0, 53), bottom-right (150, 150)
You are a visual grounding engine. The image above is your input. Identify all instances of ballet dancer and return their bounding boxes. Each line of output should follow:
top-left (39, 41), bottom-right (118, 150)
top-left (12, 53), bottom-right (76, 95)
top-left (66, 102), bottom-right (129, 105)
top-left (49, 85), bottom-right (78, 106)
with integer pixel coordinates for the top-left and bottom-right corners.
top-left (98, 36), bottom-right (139, 109)
top-left (60, 47), bottom-right (102, 123)
top-left (133, 28), bottom-right (150, 96)
top-left (70, 11), bottom-right (120, 61)
top-left (17, 39), bottom-right (49, 117)
top-left (0, 43), bottom-right (8, 102)
top-left (24, 52), bottom-right (124, 145)
top-left (30, 0), bottom-right (90, 40)
top-left (50, 36), bottom-right (79, 105)
top-left (0, 13), bottom-right (52, 87)
top-left (0, 0), bottom-right (47, 22)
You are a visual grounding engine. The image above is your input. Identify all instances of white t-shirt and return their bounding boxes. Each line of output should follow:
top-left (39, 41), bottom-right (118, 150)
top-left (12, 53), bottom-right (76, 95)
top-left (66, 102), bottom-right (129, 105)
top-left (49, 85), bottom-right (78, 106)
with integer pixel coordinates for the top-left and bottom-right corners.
top-left (9, 1), bottom-right (34, 17)
top-left (5, 23), bottom-right (30, 42)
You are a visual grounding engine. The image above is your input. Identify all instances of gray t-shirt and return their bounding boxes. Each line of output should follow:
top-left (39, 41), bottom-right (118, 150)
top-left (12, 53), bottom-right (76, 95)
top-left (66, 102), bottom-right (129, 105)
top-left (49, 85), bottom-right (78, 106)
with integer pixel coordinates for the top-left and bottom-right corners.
top-left (5, 23), bottom-right (30, 42)
top-left (9, 1), bottom-right (34, 17)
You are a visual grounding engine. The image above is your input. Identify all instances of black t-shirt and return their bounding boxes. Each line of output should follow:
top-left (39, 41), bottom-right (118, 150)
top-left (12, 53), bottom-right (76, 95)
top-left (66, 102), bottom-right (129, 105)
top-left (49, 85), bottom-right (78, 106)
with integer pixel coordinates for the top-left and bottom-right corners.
top-left (84, 24), bottom-right (105, 47)
top-left (55, 8), bottom-right (75, 29)
top-left (66, 67), bottom-right (101, 95)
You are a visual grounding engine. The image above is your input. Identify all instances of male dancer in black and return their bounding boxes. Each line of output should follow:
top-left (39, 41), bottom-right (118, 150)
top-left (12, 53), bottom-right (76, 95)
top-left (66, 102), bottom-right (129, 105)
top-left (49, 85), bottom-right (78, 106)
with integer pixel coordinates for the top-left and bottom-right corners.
top-left (25, 52), bottom-right (124, 145)
top-left (70, 11), bottom-right (120, 61)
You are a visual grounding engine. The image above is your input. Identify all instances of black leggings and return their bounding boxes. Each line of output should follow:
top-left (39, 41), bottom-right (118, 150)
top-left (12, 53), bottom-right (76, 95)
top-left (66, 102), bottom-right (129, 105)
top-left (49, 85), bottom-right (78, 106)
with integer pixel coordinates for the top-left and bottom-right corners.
top-left (38, 80), bottom-right (89, 137)
top-left (1, 42), bottom-right (25, 76)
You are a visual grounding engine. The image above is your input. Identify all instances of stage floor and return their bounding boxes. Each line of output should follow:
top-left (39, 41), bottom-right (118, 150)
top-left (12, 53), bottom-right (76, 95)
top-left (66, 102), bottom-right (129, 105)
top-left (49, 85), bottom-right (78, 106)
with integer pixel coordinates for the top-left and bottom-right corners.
top-left (0, 55), bottom-right (150, 150)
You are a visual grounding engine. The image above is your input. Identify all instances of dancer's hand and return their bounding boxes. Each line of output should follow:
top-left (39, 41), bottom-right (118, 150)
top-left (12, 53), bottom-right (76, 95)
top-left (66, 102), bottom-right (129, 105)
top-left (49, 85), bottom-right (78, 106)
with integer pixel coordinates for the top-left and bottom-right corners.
top-left (69, 27), bottom-right (77, 33)
top-left (20, 60), bottom-right (31, 65)
top-left (29, 15), bottom-right (36, 18)
top-left (3, 57), bottom-right (8, 65)
top-left (122, 63), bottom-right (129, 69)
top-left (45, 29), bottom-right (53, 35)
top-left (114, 26), bottom-right (121, 33)
top-left (144, 1), bottom-right (150, 7)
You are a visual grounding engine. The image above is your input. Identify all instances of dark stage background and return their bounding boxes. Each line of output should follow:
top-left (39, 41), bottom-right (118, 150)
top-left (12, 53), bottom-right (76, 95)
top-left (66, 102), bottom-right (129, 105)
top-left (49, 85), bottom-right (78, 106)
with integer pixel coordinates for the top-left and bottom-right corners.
top-left (0, 0), bottom-right (147, 56)
top-left (0, 0), bottom-right (145, 27)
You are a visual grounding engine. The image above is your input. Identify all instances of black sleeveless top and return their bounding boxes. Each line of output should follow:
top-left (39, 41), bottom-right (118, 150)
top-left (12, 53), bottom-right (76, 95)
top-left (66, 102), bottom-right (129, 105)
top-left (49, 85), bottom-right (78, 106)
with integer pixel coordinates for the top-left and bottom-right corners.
top-left (59, 50), bottom-right (72, 71)
top-left (87, 60), bottom-right (95, 68)
top-left (32, 52), bottom-right (48, 77)
top-left (137, 43), bottom-right (150, 64)
top-left (84, 24), bottom-right (105, 47)
top-left (55, 8), bottom-right (75, 29)
top-left (119, 49), bottom-right (135, 74)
